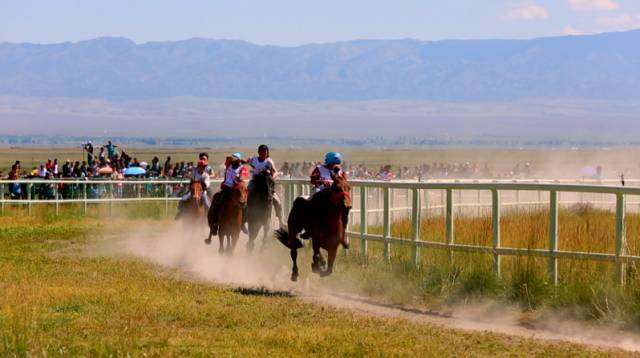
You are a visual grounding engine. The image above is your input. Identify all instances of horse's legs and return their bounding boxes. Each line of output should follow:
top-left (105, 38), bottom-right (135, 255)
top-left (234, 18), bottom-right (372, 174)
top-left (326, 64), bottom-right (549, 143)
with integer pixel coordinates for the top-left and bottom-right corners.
top-left (320, 247), bottom-right (337, 277)
top-left (311, 239), bottom-right (323, 274)
top-left (218, 234), bottom-right (224, 254)
top-left (290, 248), bottom-right (299, 281)
top-left (246, 223), bottom-right (256, 253)
top-left (229, 233), bottom-right (239, 255)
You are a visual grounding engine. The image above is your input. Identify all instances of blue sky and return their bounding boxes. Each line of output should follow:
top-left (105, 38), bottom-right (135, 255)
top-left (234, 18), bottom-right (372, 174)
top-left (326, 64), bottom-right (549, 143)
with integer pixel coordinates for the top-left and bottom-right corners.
top-left (2, 0), bottom-right (640, 45)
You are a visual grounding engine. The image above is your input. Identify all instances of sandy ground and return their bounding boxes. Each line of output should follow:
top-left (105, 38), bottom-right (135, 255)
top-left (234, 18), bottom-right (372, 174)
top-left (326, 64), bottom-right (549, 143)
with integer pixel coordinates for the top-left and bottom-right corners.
top-left (86, 225), bottom-right (640, 353)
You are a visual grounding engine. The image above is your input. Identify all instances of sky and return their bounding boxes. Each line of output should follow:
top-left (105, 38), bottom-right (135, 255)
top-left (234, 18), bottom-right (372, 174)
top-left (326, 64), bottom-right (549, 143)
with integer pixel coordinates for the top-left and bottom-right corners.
top-left (1, 0), bottom-right (640, 45)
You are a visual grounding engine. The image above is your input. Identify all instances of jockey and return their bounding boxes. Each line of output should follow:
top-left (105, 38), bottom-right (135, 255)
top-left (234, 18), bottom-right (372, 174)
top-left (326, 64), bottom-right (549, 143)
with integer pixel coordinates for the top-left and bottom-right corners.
top-left (175, 159), bottom-right (211, 220)
top-left (248, 144), bottom-right (285, 228)
top-left (210, 152), bottom-right (249, 235)
top-left (310, 151), bottom-right (345, 194)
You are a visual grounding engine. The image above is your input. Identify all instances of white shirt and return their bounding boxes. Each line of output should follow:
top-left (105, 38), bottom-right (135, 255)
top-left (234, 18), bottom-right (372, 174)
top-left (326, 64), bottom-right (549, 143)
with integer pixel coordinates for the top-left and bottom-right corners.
top-left (192, 169), bottom-right (210, 189)
top-left (249, 156), bottom-right (275, 176)
top-left (223, 165), bottom-right (244, 188)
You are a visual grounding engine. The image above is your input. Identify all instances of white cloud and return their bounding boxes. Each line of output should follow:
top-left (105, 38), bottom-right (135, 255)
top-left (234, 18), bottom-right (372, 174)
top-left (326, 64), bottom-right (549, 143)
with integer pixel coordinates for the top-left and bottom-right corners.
top-left (503, 3), bottom-right (549, 21)
top-left (563, 25), bottom-right (585, 35)
top-left (597, 14), bottom-right (640, 29)
top-left (568, 0), bottom-right (619, 11)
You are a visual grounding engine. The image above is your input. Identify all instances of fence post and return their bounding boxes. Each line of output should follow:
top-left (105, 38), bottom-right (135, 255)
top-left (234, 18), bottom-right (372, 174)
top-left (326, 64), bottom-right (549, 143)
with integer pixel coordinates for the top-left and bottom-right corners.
top-left (109, 183), bottom-right (114, 217)
top-left (83, 183), bottom-right (87, 215)
top-left (446, 188), bottom-right (454, 261)
top-left (360, 185), bottom-right (368, 263)
top-left (1, 183), bottom-right (5, 215)
top-left (492, 189), bottom-right (501, 276)
top-left (28, 183), bottom-right (32, 216)
top-left (55, 184), bottom-right (59, 216)
top-left (411, 187), bottom-right (421, 267)
top-left (283, 182), bottom-right (289, 215)
top-left (549, 190), bottom-right (558, 285)
top-left (616, 193), bottom-right (626, 286)
top-left (164, 183), bottom-right (169, 218)
top-left (383, 186), bottom-right (391, 263)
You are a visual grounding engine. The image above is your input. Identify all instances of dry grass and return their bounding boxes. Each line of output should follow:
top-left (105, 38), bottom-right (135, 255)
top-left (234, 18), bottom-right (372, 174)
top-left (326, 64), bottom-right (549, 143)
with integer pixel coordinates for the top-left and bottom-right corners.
top-left (0, 213), bottom-right (618, 356)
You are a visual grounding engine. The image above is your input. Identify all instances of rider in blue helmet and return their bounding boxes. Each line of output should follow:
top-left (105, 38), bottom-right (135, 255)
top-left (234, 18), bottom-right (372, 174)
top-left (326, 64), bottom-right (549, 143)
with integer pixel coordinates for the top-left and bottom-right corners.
top-left (310, 151), bottom-right (345, 194)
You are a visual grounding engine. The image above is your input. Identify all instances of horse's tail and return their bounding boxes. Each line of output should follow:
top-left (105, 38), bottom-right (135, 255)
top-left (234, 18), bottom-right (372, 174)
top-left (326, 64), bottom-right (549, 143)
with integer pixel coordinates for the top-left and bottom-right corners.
top-left (275, 228), bottom-right (303, 249)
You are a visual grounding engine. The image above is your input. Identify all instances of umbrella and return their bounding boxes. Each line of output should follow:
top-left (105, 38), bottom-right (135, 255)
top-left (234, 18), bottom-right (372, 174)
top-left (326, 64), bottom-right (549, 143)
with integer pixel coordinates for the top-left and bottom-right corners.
top-left (124, 167), bottom-right (146, 176)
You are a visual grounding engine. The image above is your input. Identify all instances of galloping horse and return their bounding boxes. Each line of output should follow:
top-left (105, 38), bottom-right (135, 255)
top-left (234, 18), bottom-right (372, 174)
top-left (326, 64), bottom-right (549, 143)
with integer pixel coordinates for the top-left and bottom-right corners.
top-left (182, 180), bottom-right (206, 224)
top-left (247, 171), bottom-right (275, 252)
top-left (207, 182), bottom-right (247, 254)
top-left (276, 174), bottom-right (351, 281)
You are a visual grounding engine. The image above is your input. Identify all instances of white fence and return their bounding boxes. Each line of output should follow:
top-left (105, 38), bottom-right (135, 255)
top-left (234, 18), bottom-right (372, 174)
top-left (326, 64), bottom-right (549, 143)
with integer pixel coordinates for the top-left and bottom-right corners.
top-left (2, 178), bottom-right (640, 285)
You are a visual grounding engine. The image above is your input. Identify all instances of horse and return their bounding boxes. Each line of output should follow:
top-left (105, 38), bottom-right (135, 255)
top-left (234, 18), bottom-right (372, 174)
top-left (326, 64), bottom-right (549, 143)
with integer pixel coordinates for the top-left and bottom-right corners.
top-left (181, 180), bottom-right (206, 225)
top-left (207, 182), bottom-right (247, 254)
top-left (247, 171), bottom-right (275, 252)
top-left (276, 173), bottom-right (351, 281)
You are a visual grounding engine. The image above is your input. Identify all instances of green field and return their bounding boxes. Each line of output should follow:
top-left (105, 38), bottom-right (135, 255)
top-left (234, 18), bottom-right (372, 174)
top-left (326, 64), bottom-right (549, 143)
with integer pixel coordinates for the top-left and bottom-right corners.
top-left (0, 203), bottom-right (638, 356)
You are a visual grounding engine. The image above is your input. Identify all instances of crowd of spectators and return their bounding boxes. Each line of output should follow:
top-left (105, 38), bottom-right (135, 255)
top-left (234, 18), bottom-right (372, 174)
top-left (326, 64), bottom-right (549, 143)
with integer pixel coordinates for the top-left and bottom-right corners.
top-left (281, 161), bottom-right (534, 180)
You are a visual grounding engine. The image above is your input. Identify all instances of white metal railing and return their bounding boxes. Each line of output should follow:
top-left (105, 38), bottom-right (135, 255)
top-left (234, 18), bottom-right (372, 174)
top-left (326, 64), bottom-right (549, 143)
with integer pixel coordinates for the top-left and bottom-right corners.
top-left (278, 179), bottom-right (640, 286)
top-left (2, 178), bottom-right (639, 286)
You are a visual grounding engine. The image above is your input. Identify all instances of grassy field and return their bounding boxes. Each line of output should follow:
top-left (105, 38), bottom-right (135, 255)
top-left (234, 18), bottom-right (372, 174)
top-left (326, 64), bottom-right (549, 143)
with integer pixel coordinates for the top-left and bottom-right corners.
top-left (1, 211), bottom-right (623, 356)
top-left (3, 146), bottom-right (640, 179)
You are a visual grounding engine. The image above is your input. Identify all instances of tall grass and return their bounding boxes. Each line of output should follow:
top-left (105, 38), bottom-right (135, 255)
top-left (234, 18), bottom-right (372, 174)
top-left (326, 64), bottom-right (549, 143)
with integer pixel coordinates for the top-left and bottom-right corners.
top-left (336, 206), bottom-right (640, 326)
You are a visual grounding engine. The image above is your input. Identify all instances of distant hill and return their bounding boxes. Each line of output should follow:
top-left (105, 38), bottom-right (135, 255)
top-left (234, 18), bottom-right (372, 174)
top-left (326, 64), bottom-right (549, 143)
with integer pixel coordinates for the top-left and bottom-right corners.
top-left (1, 30), bottom-right (640, 100)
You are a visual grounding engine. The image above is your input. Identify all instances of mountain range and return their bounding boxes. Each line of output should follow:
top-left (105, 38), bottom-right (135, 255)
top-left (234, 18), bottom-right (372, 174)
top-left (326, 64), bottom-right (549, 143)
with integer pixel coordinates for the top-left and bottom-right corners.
top-left (1, 30), bottom-right (639, 101)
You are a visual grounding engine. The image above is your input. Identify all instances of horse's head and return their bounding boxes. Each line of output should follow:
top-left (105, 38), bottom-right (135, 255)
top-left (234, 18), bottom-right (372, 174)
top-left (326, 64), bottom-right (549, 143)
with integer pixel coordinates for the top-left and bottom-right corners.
top-left (231, 181), bottom-right (248, 204)
top-left (190, 180), bottom-right (203, 199)
top-left (329, 173), bottom-right (351, 208)
top-left (254, 170), bottom-right (274, 190)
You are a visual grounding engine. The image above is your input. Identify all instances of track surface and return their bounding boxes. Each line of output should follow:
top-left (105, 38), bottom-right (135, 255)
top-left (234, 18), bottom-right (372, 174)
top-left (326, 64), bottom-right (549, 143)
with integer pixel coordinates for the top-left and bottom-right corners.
top-left (100, 228), bottom-right (640, 353)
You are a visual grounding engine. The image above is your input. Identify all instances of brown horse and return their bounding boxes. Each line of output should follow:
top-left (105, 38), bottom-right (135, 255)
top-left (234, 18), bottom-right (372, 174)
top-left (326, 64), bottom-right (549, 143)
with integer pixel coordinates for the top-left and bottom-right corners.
top-left (276, 174), bottom-right (351, 281)
top-left (207, 182), bottom-right (247, 254)
top-left (181, 180), bottom-right (206, 225)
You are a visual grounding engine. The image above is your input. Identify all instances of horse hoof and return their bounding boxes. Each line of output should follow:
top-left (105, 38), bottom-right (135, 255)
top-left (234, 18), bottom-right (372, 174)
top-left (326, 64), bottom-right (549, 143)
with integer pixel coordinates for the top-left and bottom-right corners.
top-left (204, 238), bottom-right (211, 245)
top-left (311, 264), bottom-right (321, 274)
top-left (320, 270), bottom-right (332, 277)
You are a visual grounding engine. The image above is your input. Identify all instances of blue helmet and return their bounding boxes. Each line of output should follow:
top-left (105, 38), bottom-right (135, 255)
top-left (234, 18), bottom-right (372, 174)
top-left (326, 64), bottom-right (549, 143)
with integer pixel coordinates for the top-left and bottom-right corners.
top-left (324, 151), bottom-right (342, 165)
top-left (232, 152), bottom-right (243, 160)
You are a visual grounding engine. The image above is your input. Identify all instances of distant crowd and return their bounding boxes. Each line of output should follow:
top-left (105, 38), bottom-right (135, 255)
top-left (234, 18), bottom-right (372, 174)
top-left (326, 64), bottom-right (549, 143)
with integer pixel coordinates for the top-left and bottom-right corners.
top-left (3, 140), bottom-right (541, 183)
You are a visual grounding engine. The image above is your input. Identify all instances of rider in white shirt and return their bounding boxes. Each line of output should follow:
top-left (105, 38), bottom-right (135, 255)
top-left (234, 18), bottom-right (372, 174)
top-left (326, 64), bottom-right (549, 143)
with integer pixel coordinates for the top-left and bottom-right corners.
top-left (247, 144), bottom-right (285, 228)
top-left (210, 152), bottom-right (248, 235)
top-left (175, 160), bottom-right (210, 219)
top-left (310, 152), bottom-right (345, 194)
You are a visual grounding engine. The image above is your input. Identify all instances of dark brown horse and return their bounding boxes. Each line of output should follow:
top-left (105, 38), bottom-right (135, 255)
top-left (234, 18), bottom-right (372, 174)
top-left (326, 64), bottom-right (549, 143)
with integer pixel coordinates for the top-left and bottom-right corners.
top-left (182, 180), bottom-right (206, 224)
top-left (207, 182), bottom-right (247, 254)
top-left (276, 174), bottom-right (351, 281)
top-left (247, 171), bottom-right (275, 252)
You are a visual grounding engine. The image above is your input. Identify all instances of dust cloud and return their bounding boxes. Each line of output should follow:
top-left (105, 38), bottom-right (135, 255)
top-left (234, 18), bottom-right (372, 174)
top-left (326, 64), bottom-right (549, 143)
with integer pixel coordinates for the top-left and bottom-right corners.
top-left (95, 223), bottom-right (640, 353)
